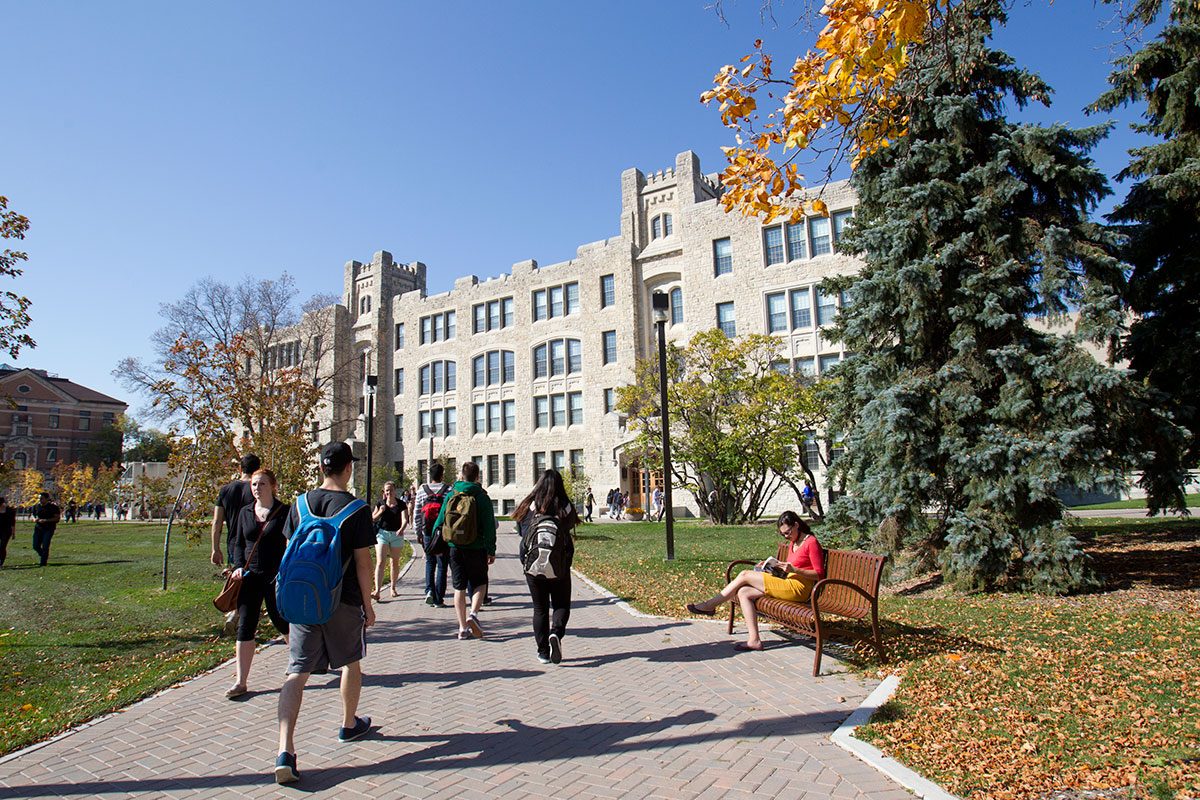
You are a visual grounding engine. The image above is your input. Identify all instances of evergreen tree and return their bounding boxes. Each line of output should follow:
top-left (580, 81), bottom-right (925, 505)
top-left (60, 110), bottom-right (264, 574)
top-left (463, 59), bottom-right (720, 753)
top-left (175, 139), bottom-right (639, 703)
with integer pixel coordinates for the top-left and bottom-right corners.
top-left (1093, 0), bottom-right (1199, 513)
top-left (822, 0), bottom-right (1168, 592)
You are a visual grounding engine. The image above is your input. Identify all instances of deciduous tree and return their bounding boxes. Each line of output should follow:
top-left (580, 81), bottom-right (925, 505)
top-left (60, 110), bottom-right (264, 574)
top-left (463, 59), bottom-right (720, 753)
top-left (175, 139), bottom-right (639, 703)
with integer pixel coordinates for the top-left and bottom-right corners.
top-left (0, 196), bottom-right (35, 358)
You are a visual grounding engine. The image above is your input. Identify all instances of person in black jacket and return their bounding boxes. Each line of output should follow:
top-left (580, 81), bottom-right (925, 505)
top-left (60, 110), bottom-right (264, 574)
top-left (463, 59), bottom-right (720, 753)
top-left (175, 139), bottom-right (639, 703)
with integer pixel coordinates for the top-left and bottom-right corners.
top-left (514, 470), bottom-right (578, 665)
top-left (226, 468), bottom-right (290, 699)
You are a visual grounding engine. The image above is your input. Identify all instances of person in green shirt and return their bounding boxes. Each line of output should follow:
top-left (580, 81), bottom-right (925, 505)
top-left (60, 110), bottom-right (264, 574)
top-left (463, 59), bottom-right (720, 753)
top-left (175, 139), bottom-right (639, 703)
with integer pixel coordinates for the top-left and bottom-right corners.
top-left (430, 461), bottom-right (497, 639)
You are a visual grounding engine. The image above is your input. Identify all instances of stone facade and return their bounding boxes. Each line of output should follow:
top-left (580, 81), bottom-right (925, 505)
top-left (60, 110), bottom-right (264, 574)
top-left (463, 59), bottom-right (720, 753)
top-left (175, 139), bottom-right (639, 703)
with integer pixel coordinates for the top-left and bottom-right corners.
top-left (313, 151), bottom-right (861, 515)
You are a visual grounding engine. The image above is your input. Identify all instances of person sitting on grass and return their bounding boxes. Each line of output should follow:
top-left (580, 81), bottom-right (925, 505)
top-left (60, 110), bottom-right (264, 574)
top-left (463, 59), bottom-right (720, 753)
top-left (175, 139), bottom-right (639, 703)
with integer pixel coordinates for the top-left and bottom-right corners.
top-left (685, 510), bottom-right (825, 652)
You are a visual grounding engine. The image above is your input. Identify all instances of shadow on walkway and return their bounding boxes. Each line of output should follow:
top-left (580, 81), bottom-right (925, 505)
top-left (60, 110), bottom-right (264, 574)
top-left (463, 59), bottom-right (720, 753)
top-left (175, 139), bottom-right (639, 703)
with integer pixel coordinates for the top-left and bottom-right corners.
top-left (0, 708), bottom-right (853, 797)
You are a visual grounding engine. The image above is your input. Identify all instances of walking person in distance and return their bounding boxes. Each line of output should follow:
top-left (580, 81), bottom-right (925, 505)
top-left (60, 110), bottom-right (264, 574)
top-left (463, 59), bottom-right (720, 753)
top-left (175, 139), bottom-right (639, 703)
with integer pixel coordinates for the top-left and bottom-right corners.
top-left (31, 492), bottom-right (61, 567)
top-left (429, 461), bottom-right (496, 640)
top-left (514, 469), bottom-right (579, 664)
top-left (372, 481), bottom-right (409, 600)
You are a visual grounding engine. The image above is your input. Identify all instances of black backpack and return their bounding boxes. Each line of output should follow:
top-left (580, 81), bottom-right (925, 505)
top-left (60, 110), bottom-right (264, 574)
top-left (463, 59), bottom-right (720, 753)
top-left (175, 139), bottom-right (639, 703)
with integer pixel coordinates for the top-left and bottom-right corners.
top-left (521, 514), bottom-right (572, 579)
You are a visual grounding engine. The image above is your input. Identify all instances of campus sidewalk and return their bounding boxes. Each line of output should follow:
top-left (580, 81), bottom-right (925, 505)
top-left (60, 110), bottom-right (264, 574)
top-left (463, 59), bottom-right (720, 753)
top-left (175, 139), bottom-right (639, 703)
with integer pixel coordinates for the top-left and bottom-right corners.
top-left (0, 525), bottom-right (906, 800)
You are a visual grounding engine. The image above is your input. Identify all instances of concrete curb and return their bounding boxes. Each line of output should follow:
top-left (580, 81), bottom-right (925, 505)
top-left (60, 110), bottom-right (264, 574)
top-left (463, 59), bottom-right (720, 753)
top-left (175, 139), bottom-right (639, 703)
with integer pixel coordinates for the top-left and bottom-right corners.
top-left (831, 674), bottom-right (962, 800)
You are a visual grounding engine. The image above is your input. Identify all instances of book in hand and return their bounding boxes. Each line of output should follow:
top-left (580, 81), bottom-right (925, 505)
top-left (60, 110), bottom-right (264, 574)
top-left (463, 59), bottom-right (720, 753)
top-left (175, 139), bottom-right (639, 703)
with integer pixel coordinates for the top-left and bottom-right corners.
top-left (754, 557), bottom-right (788, 579)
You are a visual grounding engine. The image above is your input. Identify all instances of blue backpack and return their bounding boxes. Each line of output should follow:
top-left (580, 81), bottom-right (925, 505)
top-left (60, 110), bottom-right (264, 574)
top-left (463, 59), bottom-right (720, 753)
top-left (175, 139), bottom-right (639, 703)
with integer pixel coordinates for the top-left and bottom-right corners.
top-left (275, 493), bottom-right (367, 625)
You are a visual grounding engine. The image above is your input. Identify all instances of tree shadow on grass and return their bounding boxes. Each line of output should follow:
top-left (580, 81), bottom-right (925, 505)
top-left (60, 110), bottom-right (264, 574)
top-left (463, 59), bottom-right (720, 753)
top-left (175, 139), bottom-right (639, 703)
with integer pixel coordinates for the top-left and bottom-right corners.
top-left (3, 560), bottom-right (134, 569)
top-left (1074, 523), bottom-right (1200, 592)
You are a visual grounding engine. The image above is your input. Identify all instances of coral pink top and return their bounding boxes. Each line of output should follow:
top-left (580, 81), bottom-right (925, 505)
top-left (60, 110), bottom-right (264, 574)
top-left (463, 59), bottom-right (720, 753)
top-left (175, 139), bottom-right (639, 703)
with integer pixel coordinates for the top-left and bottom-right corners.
top-left (785, 535), bottom-right (825, 580)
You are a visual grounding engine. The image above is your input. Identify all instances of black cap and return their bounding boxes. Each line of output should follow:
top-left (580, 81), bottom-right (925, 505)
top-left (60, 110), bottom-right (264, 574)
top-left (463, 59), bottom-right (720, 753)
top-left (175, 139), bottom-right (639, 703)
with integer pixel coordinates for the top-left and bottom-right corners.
top-left (320, 442), bottom-right (358, 472)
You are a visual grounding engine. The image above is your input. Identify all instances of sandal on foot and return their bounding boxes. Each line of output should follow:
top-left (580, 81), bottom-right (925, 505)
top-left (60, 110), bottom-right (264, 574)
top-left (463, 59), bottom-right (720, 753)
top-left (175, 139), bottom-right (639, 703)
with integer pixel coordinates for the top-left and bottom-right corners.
top-left (733, 642), bottom-right (764, 652)
top-left (226, 683), bottom-right (248, 698)
top-left (686, 602), bottom-right (715, 617)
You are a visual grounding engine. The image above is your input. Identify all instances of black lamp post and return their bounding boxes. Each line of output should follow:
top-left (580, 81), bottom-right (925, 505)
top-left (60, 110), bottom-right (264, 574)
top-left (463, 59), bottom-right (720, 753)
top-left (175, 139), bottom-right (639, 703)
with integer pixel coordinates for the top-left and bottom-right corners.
top-left (365, 374), bottom-right (378, 501)
top-left (651, 291), bottom-right (675, 561)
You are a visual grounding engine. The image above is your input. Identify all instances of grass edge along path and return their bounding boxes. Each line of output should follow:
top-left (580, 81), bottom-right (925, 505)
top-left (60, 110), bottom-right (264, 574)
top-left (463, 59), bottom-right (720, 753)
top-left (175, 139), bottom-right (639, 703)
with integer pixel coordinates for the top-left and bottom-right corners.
top-left (571, 518), bottom-right (1200, 800)
top-left (0, 520), bottom-right (413, 757)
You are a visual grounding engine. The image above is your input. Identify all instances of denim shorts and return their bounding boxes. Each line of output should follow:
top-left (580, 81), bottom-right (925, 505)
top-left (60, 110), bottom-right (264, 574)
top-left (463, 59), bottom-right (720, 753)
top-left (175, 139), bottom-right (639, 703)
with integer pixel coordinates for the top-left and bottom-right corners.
top-left (375, 528), bottom-right (404, 548)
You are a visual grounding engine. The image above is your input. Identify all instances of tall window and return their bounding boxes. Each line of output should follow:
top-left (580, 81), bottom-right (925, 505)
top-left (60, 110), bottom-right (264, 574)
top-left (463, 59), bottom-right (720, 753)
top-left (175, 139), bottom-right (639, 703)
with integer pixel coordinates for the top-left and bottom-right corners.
top-left (832, 210), bottom-right (854, 250)
top-left (790, 287), bottom-right (813, 329)
top-left (600, 274), bottom-right (615, 308)
top-left (532, 282), bottom-right (579, 321)
top-left (503, 454), bottom-right (516, 485)
top-left (49, 408), bottom-right (60, 429)
top-left (419, 311), bottom-right (456, 344)
top-left (418, 361), bottom-right (456, 395)
top-left (794, 356), bottom-right (816, 376)
top-left (474, 403), bottom-right (486, 435)
top-left (602, 330), bottom-right (617, 364)
top-left (533, 451), bottom-right (547, 476)
top-left (766, 292), bottom-right (788, 333)
top-left (670, 287), bottom-right (683, 326)
top-left (487, 455), bottom-right (500, 487)
top-left (394, 368), bottom-right (404, 395)
top-left (713, 238), bottom-right (733, 276)
top-left (817, 288), bottom-right (838, 325)
top-left (551, 394), bottom-right (566, 427)
top-left (552, 451), bottom-right (566, 471)
top-left (533, 339), bottom-right (582, 379)
top-left (534, 397), bottom-right (549, 429)
top-left (650, 212), bottom-right (673, 240)
top-left (79, 410), bottom-right (91, 431)
top-left (503, 399), bottom-right (515, 431)
top-left (471, 350), bottom-right (514, 388)
top-left (810, 216), bottom-right (832, 256)
top-left (568, 392), bottom-right (584, 426)
top-left (395, 323), bottom-right (405, 349)
top-left (716, 302), bottom-right (736, 338)
top-left (763, 225), bottom-right (785, 266)
top-left (394, 414), bottom-right (403, 442)
top-left (472, 297), bottom-right (514, 333)
top-left (818, 353), bottom-right (841, 374)
top-left (604, 388), bottom-right (616, 414)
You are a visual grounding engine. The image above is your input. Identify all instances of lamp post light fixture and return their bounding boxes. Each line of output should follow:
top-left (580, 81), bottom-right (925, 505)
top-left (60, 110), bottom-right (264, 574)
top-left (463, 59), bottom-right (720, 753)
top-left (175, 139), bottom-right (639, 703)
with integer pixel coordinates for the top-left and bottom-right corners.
top-left (365, 374), bottom-right (378, 501)
top-left (651, 291), bottom-right (675, 562)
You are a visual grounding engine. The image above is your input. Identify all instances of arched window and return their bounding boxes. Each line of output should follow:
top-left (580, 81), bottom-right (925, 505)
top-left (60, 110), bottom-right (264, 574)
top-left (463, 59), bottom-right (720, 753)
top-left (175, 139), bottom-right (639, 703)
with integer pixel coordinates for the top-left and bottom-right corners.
top-left (650, 213), bottom-right (674, 241)
top-left (13, 452), bottom-right (26, 469)
top-left (532, 338), bottom-right (583, 379)
top-left (418, 360), bottom-right (457, 395)
top-left (670, 287), bottom-right (683, 325)
top-left (471, 350), bottom-right (515, 388)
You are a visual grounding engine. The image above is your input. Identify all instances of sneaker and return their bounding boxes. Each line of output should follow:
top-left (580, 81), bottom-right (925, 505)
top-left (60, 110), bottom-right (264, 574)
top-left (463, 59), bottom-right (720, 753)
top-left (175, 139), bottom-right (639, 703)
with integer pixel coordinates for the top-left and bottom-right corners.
top-left (457, 629), bottom-right (471, 640)
top-left (425, 592), bottom-right (435, 606)
top-left (537, 652), bottom-right (551, 665)
top-left (274, 752), bottom-right (299, 784)
top-left (548, 633), bottom-right (562, 664)
top-left (466, 614), bottom-right (484, 639)
top-left (338, 715), bottom-right (371, 742)
top-left (483, 595), bottom-right (494, 605)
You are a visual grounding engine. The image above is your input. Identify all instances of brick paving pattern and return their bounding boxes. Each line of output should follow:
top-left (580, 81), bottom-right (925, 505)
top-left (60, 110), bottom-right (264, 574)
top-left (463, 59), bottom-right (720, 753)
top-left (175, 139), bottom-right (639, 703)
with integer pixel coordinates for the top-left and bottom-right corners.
top-left (0, 524), bottom-right (906, 799)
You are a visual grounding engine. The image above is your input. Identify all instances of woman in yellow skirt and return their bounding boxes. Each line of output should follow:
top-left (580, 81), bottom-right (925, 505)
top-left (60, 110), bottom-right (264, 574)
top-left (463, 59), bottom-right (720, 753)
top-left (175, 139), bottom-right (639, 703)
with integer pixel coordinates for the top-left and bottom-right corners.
top-left (686, 511), bottom-right (825, 651)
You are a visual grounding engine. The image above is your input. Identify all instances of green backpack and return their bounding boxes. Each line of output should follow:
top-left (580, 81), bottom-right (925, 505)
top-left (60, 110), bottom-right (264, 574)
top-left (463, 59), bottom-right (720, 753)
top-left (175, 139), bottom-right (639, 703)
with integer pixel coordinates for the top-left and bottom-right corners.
top-left (441, 491), bottom-right (478, 546)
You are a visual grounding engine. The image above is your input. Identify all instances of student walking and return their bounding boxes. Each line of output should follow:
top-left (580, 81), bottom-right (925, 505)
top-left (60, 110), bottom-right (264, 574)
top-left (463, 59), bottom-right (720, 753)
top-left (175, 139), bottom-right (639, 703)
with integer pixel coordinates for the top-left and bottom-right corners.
top-left (31, 492), bottom-right (61, 566)
top-left (514, 470), bottom-right (579, 664)
top-left (414, 463), bottom-right (449, 607)
top-left (211, 454), bottom-right (260, 567)
top-left (372, 481), bottom-right (409, 600)
top-left (226, 469), bottom-right (290, 698)
top-left (429, 461), bottom-right (496, 640)
top-left (274, 443), bottom-right (376, 785)
top-left (0, 497), bottom-right (15, 567)
top-left (584, 488), bottom-right (594, 523)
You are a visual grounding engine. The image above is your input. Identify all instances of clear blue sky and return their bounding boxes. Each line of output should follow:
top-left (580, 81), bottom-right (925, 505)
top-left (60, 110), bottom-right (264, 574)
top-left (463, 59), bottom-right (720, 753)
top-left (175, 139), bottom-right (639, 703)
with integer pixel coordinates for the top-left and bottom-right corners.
top-left (2, 1), bottom-right (1155, 415)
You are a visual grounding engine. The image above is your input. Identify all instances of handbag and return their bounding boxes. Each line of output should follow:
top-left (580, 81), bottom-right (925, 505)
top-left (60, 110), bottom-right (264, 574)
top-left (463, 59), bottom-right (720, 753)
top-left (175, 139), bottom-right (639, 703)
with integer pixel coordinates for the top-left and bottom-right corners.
top-left (213, 504), bottom-right (275, 613)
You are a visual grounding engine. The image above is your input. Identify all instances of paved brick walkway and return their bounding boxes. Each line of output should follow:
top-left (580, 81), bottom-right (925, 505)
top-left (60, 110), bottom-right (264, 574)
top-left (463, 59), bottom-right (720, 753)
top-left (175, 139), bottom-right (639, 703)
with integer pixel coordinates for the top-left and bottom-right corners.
top-left (0, 526), bottom-right (906, 799)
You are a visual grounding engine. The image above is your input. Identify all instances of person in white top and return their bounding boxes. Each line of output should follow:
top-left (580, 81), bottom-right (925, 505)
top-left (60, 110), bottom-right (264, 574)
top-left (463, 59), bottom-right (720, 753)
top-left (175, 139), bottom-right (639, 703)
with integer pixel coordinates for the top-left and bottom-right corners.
top-left (413, 463), bottom-right (449, 606)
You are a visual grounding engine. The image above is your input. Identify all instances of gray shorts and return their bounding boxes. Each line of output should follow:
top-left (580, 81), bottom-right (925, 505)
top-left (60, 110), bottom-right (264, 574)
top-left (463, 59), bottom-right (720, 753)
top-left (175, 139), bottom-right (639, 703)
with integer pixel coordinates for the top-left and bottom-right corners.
top-left (287, 602), bottom-right (366, 674)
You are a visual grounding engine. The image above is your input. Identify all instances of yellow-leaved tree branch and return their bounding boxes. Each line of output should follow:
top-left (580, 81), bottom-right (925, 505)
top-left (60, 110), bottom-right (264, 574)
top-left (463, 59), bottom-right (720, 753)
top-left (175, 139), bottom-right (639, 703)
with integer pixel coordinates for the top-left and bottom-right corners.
top-left (702, 0), bottom-right (939, 222)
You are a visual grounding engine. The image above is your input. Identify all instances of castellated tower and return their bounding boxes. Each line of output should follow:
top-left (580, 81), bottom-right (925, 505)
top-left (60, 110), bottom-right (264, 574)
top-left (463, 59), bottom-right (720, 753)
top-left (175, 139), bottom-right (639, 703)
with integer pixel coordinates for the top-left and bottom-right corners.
top-left (342, 251), bottom-right (426, 480)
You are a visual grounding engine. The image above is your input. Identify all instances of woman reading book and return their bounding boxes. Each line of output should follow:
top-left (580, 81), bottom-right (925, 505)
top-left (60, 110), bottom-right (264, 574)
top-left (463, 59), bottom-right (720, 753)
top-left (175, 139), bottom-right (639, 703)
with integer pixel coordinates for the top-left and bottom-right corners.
top-left (685, 511), bottom-right (825, 652)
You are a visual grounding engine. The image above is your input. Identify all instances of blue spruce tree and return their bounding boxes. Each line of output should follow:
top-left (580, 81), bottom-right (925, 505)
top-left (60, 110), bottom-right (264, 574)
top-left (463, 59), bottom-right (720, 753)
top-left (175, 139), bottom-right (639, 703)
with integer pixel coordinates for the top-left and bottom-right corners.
top-left (822, 0), bottom-right (1172, 593)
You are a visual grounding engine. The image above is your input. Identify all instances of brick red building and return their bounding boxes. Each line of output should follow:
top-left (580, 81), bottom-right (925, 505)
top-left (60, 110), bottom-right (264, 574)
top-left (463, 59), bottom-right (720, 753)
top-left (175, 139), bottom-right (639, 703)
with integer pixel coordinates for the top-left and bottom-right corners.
top-left (0, 367), bottom-right (127, 472)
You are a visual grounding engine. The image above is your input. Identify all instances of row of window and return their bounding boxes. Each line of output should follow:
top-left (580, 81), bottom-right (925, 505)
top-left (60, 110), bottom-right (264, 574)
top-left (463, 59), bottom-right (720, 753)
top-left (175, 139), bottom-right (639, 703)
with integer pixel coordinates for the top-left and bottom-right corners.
top-left (8, 408), bottom-right (109, 432)
top-left (395, 387), bottom-right (619, 442)
top-left (713, 208), bottom-right (854, 277)
top-left (533, 449), bottom-right (585, 477)
top-left (473, 400), bottom-right (517, 435)
top-left (419, 311), bottom-right (457, 345)
top-left (714, 285), bottom-right (849, 339)
top-left (473, 298), bottom-right (515, 333)
top-left (469, 453), bottom-right (518, 488)
top-left (533, 282), bottom-right (580, 321)
top-left (412, 334), bottom-right (619, 396)
top-left (650, 213), bottom-right (673, 240)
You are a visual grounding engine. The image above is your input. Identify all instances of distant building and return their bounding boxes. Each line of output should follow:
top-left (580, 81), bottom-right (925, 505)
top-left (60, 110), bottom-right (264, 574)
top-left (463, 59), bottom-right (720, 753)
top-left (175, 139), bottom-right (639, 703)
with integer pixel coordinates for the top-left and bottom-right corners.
top-left (0, 367), bottom-right (127, 472)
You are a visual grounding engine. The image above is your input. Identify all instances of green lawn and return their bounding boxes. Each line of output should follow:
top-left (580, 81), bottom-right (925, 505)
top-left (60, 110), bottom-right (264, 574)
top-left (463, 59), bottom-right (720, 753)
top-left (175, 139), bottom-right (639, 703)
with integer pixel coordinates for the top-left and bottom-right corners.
top-left (573, 517), bottom-right (1200, 800)
top-left (1068, 493), bottom-right (1200, 511)
top-left (0, 521), bottom-right (420, 756)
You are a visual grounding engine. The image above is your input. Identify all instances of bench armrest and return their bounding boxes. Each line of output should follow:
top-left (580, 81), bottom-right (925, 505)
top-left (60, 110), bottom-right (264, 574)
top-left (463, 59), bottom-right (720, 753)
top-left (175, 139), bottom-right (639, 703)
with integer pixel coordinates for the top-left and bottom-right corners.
top-left (725, 560), bottom-right (758, 581)
top-left (811, 578), bottom-right (878, 612)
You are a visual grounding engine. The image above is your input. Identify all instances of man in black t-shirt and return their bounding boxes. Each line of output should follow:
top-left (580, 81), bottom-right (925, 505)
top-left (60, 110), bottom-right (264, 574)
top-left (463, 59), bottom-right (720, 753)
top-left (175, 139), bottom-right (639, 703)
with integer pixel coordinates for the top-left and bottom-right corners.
top-left (0, 497), bottom-right (16, 567)
top-left (274, 442), bottom-right (376, 785)
top-left (210, 454), bottom-right (260, 566)
top-left (31, 492), bottom-right (61, 567)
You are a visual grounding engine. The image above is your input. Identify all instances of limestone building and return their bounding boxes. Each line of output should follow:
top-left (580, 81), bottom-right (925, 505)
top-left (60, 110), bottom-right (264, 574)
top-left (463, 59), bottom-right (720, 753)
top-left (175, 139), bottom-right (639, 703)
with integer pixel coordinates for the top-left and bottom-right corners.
top-left (318, 150), bottom-right (860, 515)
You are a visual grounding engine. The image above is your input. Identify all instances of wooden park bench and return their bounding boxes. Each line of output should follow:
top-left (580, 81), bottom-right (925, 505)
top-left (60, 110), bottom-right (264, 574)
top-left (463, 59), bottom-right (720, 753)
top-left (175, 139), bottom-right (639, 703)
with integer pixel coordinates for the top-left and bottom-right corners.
top-left (725, 546), bottom-right (887, 676)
